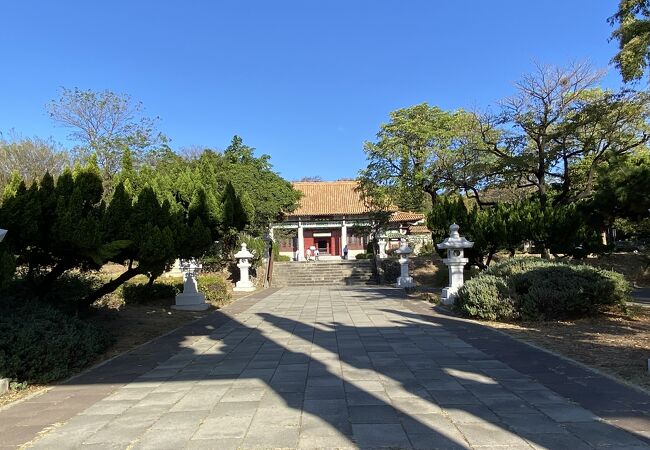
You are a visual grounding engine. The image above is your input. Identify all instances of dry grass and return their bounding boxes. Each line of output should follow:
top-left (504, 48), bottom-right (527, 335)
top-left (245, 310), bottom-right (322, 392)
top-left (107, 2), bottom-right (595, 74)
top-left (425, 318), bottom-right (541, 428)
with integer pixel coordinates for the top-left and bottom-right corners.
top-left (484, 307), bottom-right (650, 391)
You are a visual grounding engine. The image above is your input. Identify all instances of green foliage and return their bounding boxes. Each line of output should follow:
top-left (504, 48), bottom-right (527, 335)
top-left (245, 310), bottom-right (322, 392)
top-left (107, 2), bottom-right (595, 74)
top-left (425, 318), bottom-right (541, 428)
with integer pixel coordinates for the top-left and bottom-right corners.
top-left (122, 282), bottom-right (180, 304)
top-left (380, 259), bottom-right (401, 283)
top-left (357, 103), bottom-right (485, 212)
top-left (427, 196), bottom-right (605, 266)
top-left (0, 245), bottom-right (15, 288)
top-left (455, 258), bottom-right (630, 321)
top-left (197, 273), bottom-right (231, 308)
top-left (275, 254), bottom-right (291, 262)
top-left (590, 151), bottom-right (650, 241)
top-left (355, 253), bottom-right (370, 260)
top-left (609, 0), bottom-right (650, 82)
top-left (455, 274), bottom-right (515, 321)
top-left (0, 300), bottom-right (113, 383)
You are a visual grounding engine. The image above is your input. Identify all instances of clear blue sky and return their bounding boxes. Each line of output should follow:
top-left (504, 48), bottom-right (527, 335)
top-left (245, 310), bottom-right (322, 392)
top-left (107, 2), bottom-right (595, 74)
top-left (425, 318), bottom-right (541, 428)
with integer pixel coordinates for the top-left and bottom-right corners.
top-left (0, 1), bottom-right (622, 181)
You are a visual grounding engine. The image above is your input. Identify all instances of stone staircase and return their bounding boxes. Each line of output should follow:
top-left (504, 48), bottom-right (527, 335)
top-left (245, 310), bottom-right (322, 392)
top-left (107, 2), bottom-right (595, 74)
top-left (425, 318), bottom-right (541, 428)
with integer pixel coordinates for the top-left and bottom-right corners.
top-left (271, 260), bottom-right (378, 287)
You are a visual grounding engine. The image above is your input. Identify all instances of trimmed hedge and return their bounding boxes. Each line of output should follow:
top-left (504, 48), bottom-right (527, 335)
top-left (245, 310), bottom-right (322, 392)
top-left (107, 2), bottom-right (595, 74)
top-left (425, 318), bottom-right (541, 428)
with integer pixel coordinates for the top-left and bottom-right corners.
top-left (455, 258), bottom-right (630, 321)
top-left (122, 282), bottom-right (180, 304)
top-left (0, 301), bottom-right (113, 383)
top-left (198, 274), bottom-right (231, 308)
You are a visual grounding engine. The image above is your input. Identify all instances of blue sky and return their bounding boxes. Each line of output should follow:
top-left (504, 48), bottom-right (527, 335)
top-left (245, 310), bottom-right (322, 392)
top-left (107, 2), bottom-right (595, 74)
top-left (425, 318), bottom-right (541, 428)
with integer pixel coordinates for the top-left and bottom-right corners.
top-left (0, 1), bottom-right (622, 181)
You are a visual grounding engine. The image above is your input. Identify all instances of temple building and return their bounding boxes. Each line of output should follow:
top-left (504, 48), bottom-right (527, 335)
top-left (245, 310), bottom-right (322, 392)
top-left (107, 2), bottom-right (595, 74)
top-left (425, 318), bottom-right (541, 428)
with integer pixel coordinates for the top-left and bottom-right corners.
top-left (270, 181), bottom-right (431, 261)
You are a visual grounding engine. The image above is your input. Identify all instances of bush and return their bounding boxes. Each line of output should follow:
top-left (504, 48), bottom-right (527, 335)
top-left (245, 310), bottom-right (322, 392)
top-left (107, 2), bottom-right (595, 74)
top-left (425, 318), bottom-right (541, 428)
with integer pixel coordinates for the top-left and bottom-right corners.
top-left (455, 258), bottom-right (630, 321)
top-left (198, 273), bottom-right (231, 308)
top-left (0, 301), bottom-right (113, 383)
top-left (122, 281), bottom-right (180, 304)
top-left (42, 272), bottom-right (101, 311)
top-left (275, 255), bottom-right (291, 262)
top-left (380, 259), bottom-right (401, 283)
top-left (355, 253), bottom-right (369, 260)
top-left (455, 274), bottom-right (515, 321)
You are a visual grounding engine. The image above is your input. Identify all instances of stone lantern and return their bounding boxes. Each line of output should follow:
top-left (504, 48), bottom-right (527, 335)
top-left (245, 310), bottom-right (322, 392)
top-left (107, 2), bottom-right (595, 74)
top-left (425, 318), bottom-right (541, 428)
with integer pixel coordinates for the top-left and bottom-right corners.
top-left (234, 243), bottom-right (256, 292)
top-left (0, 229), bottom-right (7, 242)
top-left (437, 224), bottom-right (474, 305)
top-left (173, 259), bottom-right (208, 311)
top-left (378, 235), bottom-right (388, 259)
top-left (395, 239), bottom-right (415, 288)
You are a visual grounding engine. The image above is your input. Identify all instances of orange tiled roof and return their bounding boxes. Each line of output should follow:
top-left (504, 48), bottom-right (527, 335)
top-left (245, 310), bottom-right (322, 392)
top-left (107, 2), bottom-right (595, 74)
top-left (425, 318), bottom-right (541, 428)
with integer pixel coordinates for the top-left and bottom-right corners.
top-left (389, 211), bottom-right (426, 223)
top-left (409, 225), bottom-right (431, 234)
top-left (288, 181), bottom-right (371, 216)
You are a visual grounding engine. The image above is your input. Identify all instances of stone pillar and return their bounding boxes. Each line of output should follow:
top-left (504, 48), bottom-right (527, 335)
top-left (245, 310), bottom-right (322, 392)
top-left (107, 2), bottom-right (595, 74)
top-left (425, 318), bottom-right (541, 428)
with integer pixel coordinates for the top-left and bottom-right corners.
top-left (234, 243), bottom-right (256, 291)
top-left (297, 221), bottom-right (304, 262)
top-left (437, 224), bottom-right (474, 305)
top-left (341, 218), bottom-right (347, 257)
top-left (395, 240), bottom-right (415, 288)
top-left (173, 260), bottom-right (208, 311)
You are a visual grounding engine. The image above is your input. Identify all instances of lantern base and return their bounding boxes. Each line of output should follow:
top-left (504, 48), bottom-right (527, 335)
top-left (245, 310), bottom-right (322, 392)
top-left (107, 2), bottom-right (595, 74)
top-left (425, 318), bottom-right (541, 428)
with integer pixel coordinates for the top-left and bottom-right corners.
top-left (396, 276), bottom-right (415, 288)
top-left (172, 292), bottom-right (208, 311)
top-left (440, 287), bottom-right (458, 305)
top-left (234, 286), bottom-right (256, 292)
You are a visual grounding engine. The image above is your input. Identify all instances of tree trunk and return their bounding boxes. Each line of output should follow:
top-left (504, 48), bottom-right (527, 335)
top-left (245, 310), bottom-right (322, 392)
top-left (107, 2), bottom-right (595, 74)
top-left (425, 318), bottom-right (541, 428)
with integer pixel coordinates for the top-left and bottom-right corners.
top-left (80, 266), bottom-right (142, 307)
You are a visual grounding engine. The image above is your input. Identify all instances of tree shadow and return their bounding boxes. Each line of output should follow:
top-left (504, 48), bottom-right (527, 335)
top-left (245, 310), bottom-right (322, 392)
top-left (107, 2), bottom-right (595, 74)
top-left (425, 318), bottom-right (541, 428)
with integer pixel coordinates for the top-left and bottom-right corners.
top-left (3, 287), bottom-right (649, 449)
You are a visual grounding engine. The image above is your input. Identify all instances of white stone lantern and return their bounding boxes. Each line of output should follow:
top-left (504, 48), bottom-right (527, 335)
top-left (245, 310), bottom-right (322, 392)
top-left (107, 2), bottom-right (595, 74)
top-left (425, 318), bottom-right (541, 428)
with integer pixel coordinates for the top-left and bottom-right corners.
top-left (0, 229), bottom-right (7, 242)
top-left (378, 236), bottom-right (388, 259)
top-left (395, 239), bottom-right (415, 288)
top-left (234, 243), bottom-right (256, 292)
top-left (173, 259), bottom-right (208, 311)
top-left (437, 224), bottom-right (474, 305)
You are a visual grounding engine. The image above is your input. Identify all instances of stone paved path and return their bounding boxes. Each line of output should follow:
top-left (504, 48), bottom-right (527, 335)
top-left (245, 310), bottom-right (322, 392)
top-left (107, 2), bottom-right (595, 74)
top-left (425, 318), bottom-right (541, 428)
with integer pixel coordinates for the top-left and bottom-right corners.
top-left (2, 286), bottom-right (649, 449)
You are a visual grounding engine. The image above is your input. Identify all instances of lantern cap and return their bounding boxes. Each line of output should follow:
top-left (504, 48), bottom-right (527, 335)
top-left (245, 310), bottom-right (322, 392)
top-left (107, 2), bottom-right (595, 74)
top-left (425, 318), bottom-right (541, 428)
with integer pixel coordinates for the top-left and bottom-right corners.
top-left (437, 223), bottom-right (474, 250)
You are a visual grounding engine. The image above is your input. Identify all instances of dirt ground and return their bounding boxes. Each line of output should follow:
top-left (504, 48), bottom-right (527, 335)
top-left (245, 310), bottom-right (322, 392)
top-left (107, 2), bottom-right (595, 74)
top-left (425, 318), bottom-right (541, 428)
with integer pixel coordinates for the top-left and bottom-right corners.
top-left (484, 307), bottom-right (650, 391)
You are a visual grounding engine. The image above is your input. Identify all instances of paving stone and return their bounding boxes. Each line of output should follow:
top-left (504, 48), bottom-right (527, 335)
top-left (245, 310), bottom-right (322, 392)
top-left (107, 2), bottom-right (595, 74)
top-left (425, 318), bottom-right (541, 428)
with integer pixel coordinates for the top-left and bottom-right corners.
top-left (349, 405), bottom-right (399, 424)
top-left (536, 403), bottom-right (599, 423)
top-left (220, 387), bottom-right (266, 402)
top-left (192, 415), bottom-right (253, 439)
top-left (565, 421), bottom-right (649, 447)
top-left (185, 437), bottom-right (243, 449)
top-left (242, 425), bottom-right (300, 448)
top-left (6, 286), bottom-right (650, 450)
top-left (352, 423), bottom-right (412, 448)
top-left (454, 421), bottom-right (531, 447)
top-left (131, 427), bottom-right (197, 450)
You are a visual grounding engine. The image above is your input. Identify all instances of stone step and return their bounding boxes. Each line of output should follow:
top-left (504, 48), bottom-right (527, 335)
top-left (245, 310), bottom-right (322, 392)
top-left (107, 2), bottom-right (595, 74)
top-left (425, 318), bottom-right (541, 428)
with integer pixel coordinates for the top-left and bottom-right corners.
top-left (272, 259), bottom-right (378, 287)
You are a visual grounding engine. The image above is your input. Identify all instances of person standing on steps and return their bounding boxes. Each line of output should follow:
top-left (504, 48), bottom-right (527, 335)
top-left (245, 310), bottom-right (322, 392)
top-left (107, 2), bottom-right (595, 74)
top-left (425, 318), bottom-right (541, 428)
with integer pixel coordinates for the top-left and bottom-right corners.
top-left (314, 248), bottom-right (320, 261)
top-left (343, 244), bottom-right (348, 260)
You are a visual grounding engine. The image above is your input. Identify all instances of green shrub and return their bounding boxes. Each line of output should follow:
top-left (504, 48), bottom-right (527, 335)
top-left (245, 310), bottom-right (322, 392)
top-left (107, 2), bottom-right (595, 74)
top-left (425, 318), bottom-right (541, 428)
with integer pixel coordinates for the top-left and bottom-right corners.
top-left (0, 301), bottom-right (113, 383)
top-left (42, 272), bottom-right (101, 311)
top-left (355, 253), bottom-right (369, 260)
top-left (122, 282), bottom-right (180, 304)
top-left (455, 274), bottom-right (515, 321)
top-left (198, 273), bottom-right (231, 308)
top-left (275, 255), bottom-right (291, 262)
top-left (381, 259), bottom-right (401, 283)
top-left (455, 258), bottom-right (630, 321)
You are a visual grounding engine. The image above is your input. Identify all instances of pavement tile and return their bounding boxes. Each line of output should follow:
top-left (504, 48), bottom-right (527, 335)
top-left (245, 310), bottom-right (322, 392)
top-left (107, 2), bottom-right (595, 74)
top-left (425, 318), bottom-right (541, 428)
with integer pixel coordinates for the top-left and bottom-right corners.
top-left (349, 405), bottom-right (399, 424)
top-left (352, 423), bottom-right (412, 449)
top-left (192, 415), bottom-right (253, 439)
top-left (454, 421), bottom-right (531, 447)
top-left (565, 421), bottom-right (649, 447)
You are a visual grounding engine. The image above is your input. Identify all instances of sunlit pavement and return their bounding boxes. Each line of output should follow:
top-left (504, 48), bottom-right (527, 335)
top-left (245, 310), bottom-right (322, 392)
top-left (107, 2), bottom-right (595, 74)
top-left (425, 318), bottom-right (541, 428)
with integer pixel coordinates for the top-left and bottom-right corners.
top-left (3, 286), bottom-right (649, 449)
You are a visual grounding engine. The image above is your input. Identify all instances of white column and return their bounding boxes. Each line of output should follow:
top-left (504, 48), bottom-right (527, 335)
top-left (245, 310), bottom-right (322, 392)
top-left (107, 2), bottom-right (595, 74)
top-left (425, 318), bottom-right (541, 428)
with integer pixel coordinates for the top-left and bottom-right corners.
top-left (341, 217), bottom-right (347, 256)
top-left (297, 220), bottom-right (304, 261)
